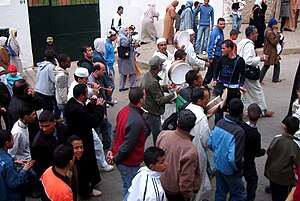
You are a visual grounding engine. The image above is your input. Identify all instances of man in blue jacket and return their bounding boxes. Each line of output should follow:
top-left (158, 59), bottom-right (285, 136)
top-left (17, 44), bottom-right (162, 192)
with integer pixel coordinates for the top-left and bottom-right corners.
top-left (208, 98), bottom-right (246, 201)
top-left (203, 18), bottom-right (225, 87)
top-left (194, 0), bottom-right (214, 55)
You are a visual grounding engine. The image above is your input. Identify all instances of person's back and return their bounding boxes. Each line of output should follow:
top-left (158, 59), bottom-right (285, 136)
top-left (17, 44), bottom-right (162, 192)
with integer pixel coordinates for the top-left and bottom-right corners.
top-left (40, 143), bottom-right (74, 201)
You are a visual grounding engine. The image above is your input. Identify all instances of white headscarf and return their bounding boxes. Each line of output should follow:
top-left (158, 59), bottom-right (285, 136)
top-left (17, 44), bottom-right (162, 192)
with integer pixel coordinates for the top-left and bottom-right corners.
top-left (254, 0), bottom-right (262, 8)
top-left (94, 38), bottom-right (106, 54)
top-left (9, 28), bottom-right (17, 39)
top-left (0, 36), bottom-right (7, 46)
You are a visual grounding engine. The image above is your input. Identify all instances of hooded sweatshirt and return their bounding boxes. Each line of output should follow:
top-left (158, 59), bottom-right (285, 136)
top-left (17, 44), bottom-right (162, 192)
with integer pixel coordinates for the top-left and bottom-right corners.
top-left (35, 61), bottom-right (55, 96)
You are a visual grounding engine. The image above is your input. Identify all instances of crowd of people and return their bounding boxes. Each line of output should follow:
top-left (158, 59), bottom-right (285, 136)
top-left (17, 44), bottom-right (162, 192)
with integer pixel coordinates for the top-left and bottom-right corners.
top-left (0, 1), bottom-right (300, 201)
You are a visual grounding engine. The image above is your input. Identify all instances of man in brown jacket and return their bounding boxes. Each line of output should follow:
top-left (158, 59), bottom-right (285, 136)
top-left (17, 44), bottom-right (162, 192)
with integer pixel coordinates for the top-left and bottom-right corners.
top-left (156, 109), bottom-right (201, 201)
top-left (260, 18), bottom-right (281, 83)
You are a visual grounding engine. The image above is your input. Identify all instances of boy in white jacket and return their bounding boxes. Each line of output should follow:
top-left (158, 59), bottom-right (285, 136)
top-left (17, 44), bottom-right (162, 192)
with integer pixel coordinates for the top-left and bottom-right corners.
top-left (127, 147), bottom-right (168, 201)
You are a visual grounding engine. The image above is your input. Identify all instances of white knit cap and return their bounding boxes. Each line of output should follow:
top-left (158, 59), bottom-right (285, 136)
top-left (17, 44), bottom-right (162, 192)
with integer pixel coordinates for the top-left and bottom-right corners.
top-left (74, 67), bottom-right (89, 78)
top-left (156, 38), bottom-right (167, 45)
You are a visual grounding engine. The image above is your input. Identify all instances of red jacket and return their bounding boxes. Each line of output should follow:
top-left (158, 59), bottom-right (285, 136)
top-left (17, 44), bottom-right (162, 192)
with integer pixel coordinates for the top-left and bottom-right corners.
top-left (112, 103), bottom-right (145, 166)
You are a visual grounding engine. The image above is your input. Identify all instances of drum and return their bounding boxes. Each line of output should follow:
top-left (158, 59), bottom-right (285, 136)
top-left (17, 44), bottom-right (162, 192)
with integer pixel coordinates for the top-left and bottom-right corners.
top-left (174, 30), bottom-right (190, 49)
top-left (168, 61), bottom-right (192, 85)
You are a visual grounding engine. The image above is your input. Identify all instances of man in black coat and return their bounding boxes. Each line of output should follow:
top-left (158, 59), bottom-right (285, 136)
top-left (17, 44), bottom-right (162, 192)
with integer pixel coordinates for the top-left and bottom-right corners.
top-left (7, 79), bottom-right (43, 148)
top-left (65, 84), bottom-right (105, 198)
top-left (32, 110), bottom-right (67, 177)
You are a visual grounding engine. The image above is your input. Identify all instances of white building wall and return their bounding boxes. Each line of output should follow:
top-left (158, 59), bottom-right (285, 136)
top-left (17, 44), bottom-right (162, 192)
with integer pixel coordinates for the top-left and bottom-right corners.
top-left (100, 0), bottom-right (223, 38)
top-left (0, 0), bottom-right (33, 68)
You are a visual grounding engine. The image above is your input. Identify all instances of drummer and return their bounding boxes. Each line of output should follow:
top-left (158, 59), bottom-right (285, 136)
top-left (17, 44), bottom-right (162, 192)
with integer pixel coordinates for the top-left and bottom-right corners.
top-left (153, 38), bottom-right (174, 85)
top-left (184, 29), bottom-right (210, 71)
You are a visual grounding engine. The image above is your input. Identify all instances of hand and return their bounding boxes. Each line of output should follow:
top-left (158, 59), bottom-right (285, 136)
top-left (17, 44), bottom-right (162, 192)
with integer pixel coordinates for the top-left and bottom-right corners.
top-left (15, 159), bottom-right (28, 165)
top-left (107, 87), bottom-right (113, 96)
top-left (175, 86), bottom-right (181, 94)
top-left (27, 87), bottom-right (36, 97)
top-left (23, 160), bottom-right (35, 171)
top-left (205, 62), bottom-right (211, 68)
top-left (239, 86), bottom-right (247, 93)
top-left (93, 84), bottom-right (100, 96)
top-left (259, 55), bottom-right (265, 61)
top-left (210, 26), bottom-right (213, 31)
top-left (0, 107), bottom-right (6, 113)
top-left (180, 45), bottom-right (185, 50)
top-left (96, 98), bottom-right (105, 106)
top-left (206, 105), bottom-right (218, 118)
top-left (109, 72), bottom-right (114, 82)
top-left (106, 151), bottom-right (115, 165)
top-left (168, 83), bottom-right (176, 89)
top-left (208, 59), bottom-right (214, 63)
top-left (211, 81), bottom-right (217, 87)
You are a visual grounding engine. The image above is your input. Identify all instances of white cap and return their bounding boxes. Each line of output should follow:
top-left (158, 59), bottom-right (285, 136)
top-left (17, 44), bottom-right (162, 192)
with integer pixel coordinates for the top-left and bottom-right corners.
top-left (74, 67), bottom-right (89, 77)
top-left (185, 29), bottom-right (194, 35)
top-left (0, 67), bottom-right (5, 72)
top-left (156, 38), bottom-right (167, 45)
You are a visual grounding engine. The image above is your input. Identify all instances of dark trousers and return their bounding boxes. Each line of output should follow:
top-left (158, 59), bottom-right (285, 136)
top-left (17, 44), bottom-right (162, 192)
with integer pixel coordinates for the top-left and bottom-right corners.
top-left (143, 113), bottom-right (162, 146)
top-left (165, 192), bottom-right (185, 201)
top-left (36, 92), bottom-right (55, 111)
top-left (270, 180), bottom-right (293, 201)
top-left (244, 167), bottom-right (258, 201)
top-left (260, 62), bottom-right (280, 82)
top-left (203, 56), bottom-right (219, 85)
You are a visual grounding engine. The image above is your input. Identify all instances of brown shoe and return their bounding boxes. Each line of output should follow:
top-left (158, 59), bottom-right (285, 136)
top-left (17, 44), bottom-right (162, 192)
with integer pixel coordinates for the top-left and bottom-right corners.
top-left (90, 189), bottom-right (102, 197)
top-left (263, 111), bottom-right (274, 117)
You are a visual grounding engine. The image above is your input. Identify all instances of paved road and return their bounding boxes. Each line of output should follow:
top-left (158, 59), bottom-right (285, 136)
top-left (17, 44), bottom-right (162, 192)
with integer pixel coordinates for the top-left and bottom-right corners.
top-left (26, 53), bottom-right (299, 201)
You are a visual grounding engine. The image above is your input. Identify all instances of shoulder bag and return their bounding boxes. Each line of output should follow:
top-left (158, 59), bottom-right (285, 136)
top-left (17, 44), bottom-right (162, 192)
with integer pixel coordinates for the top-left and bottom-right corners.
top-left (6, 39), bottom-right (17, 57)
top-left (241, 41), bottom-right (260, 80)
top-left (117, 46), bottom-right (130, 59)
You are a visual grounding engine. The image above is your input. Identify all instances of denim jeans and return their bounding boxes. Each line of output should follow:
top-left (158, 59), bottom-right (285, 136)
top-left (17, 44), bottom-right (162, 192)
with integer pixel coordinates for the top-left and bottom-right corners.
top-left (107, 66), bottom-right (115, 101)
top-left (117, 164), bottom-right (140, 200)
top-left (215, 170), bottom-right (246, 201)
top-left (92, 128), bottom-right (108, 168)
top-left (99, 118), bottom-right (112, 150)
top-left (244, 167), bottom-right (258, 201)
top-left (143, 113), bottom-right (162, 146)
top-left (232, 13), bottom-right (242, 31)
top-left (57, 103), bottom-right (67, 124)
top-left (260, 62), bottom-right (281, 82)
top-left (195, 25), bottom-right (210, 54)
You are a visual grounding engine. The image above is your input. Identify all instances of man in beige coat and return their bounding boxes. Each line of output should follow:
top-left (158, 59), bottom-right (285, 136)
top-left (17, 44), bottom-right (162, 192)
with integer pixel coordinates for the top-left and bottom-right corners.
top-left (260, 18), bottom-right (281, 83)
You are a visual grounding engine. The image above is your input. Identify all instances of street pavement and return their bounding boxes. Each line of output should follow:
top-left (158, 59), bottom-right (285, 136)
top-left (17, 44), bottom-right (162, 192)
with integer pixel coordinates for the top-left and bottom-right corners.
top-left (25, 24), bottom-right (300, 201)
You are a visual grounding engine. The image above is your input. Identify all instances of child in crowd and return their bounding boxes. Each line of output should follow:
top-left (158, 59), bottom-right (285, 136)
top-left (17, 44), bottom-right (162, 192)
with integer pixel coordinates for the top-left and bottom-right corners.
top-left (265, 116), bottom-right (300, 201)
top-left (227, 29), bottom-right (240, 54)
top-left (6, 64), bottom-right (22, 87)
top-left (242, 103), bottom-right (266, 201)
top-left (0, 130), bottom-right (35, 201)
top-left (127, 147), bottom-right (168, 201)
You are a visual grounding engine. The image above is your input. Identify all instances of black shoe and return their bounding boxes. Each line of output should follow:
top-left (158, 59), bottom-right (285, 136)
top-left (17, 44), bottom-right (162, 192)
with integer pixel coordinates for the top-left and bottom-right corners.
top-left (119, 88), bottom-right (129, 92)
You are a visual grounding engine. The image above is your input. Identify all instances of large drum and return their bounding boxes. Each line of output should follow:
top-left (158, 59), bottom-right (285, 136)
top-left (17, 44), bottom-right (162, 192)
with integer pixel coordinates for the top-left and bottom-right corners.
top-left (174, 30), bottom-right (190, 49)
top-left (168, 61), bottom-right (192, 85)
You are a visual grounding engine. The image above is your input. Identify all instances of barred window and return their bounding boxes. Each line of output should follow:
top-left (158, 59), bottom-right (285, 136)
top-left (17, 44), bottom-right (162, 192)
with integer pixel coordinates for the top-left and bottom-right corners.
top-left (28, 0), bottom-right (99, 7)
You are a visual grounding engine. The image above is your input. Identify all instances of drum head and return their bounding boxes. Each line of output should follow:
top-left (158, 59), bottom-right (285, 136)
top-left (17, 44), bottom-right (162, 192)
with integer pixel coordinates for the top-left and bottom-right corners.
top-left (168, 62), bottom-right (192, 84)
top-left (175, 31), bottom-right (190, 49)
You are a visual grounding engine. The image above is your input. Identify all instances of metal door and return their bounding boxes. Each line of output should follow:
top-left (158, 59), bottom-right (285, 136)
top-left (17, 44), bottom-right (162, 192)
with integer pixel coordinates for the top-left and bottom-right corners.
top-left (28, 0), bottom-right (100, 64)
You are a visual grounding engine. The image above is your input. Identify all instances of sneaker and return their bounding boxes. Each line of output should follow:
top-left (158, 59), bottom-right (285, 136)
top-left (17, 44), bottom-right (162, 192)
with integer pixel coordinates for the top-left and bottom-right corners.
top-left (99, 164), bottom-right (114, 172)
top-left (90, 189), bottom-right (102, 197)
top-left (112, 100), bottom-right (118, 104)
top-left (202, 51), bottom-right (206, 55)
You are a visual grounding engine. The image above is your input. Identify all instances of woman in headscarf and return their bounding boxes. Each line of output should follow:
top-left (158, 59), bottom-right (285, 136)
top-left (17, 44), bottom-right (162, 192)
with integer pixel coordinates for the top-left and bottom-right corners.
top-left (163, 0), bottom-right (179, 45)
top-left (8, 28), bottom-right (23, 76)
top-left (280, 0), bottom-right (291, 32)
top-left (0, 36), bottom-right (9, 70)
top-left (180, 0), bottom-right (194, 31)
top-left (117, 26), bottom-right (136, 91)
top-left (249, 0), bottom-right (267, 48)
top-left (141, 2), bottom-right (160, 44)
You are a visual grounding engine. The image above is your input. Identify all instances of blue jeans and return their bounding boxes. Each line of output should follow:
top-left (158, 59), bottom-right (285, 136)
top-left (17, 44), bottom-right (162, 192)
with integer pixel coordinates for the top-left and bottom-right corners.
top-left (117, 164), bottom-right (140, 200)
top-left (143, 113), bottom-right (162, 146)
top-left (57, 103), bottom-right (67, 125)
top-left (232, 13), bottom-right (242, 31)
top-left (195, 25), bottom-right (210, 54)
top-left (99, 118), bottom-right (112, 150)
top-left (260, 62), bottom-right (281, 82)
top-left (243, 167), bottom-right (258, 201)
top-left (215, 170), bottom-right (246, 201)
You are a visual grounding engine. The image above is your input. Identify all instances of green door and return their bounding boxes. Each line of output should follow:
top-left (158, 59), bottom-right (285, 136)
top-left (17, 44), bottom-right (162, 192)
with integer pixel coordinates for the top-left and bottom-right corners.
top-left (28, 0), bottom-right (100, 64)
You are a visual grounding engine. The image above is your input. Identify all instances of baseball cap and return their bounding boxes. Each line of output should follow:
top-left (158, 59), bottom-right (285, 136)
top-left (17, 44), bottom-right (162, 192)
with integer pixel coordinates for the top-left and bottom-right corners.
top-left (149, 56), bottom-right (165, 69)
top-left (8, 65), bottom-right (17, 72)
top-left (74, 67), bottom-right (89, 77)
top-left (46, 37), bottom-right (53, 42)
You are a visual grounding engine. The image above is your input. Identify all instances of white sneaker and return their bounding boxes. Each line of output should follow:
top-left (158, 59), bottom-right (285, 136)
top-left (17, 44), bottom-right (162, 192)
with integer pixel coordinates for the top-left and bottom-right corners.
top-left (99, 164), bottom-right (114, 172)
top-left (202, 51), bottom-right (207, 55)
top-left (90, 189), bottom-right (102, 197)
top-left (113, 100), bottom-right (118, 104)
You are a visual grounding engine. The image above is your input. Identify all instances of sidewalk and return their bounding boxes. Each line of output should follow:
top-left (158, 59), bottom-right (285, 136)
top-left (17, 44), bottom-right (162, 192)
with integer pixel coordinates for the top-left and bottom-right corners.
top-left (136, 23), bottom-right (300, 69)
